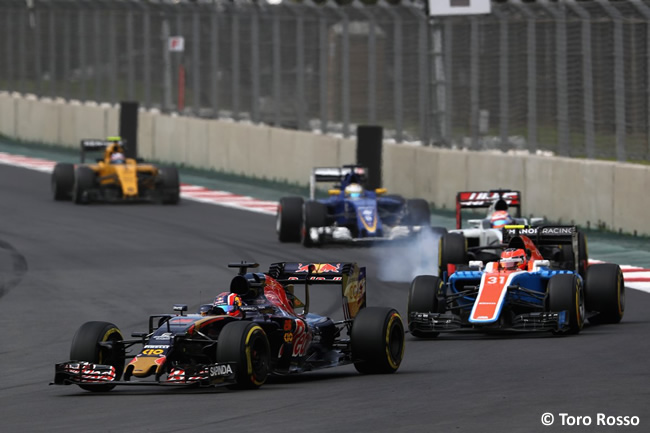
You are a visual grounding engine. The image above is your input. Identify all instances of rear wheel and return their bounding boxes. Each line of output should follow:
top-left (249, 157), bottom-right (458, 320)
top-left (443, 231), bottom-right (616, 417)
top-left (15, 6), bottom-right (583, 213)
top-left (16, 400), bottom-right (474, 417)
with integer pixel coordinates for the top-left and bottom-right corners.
top-left (407, 275), bottom-right (444, 338)
top-left (51, 163), bottom-right (74, 201)
top-left (547, 274), bottom-right (584, 335)
top-left (439, 233), bottom-right (467, 277)
top-left (158, 166), bottom-right (180, 204)
top-left (73, 166), bottom-right (96, 204)
top-left (406, 199), bottom-right (431, 226)
top-left (585, 263), bottom-right (625, 325)
top-left (277, 197), bottom-right (304, 242)
top-left (351, 307), bottom-right (405, 374)
top-left (302, 201), bottom-right (327, 247)
top-left (69, 321), bottom-right (125, 392)
top-left (216, 321), bottom-right (270, 389)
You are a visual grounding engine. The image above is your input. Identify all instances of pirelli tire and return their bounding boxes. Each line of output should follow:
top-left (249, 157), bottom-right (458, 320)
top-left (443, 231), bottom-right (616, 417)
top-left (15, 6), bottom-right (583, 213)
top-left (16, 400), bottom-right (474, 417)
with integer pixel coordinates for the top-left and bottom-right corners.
top-left (406, 199), bottom-right (431, 227)
top-left (351, 307), bottom-right (405, 374)
top-left (439, 232), bottom-right (467, 278)
top-left (73, 166), bottom-right (96, 204)
top-left (547, 274), bottom-right (585, 335)
top-left (51, 163), bottom-right (75, 201)
top-left (408, 275), bottom-right (444, 339)
top-left (277, 196), bottom-right (304, 243)
top-left (216, 321), bottom-right (271, 390)
top-left (69, 321), bottom-right (125, 392)
top-left (302, 201), bottom-right (327, 247)
top-left (158, 166), bottom-right (180, 204)
top-left (585, 263), bottom-right (625, 325)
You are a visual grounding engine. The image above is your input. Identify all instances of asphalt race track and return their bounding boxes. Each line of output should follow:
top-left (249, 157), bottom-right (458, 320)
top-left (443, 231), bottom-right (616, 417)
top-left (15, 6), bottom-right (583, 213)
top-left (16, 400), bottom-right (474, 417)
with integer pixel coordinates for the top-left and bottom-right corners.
top-left (0, 164), bottom-right (648, 433)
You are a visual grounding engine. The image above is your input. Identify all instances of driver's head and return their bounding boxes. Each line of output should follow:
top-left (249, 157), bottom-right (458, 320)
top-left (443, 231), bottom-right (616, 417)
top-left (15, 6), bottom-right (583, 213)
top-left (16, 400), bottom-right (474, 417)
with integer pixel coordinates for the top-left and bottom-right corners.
top-left (213, 292), bottom-right (243, 317)
top-left (344, 183), bottom-right (363, 199)
top-left (500, 248), bottom-right (527, 270)
top-left (490, 210), bottom-right (512, 228)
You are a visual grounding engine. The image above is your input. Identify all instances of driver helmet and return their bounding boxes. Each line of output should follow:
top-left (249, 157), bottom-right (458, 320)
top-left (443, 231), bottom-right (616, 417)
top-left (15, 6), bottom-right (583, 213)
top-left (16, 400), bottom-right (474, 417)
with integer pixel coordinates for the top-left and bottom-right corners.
top-left (213, 292), bottom-right (243, 317)
top-left (500, 248), bottom-right (528, 271)
top-left (490, 210), bottom-right (512, 228)
top-left (110, 152), bottom-right (125, 164)
top-left (344, 183), bottom-right (363, 199)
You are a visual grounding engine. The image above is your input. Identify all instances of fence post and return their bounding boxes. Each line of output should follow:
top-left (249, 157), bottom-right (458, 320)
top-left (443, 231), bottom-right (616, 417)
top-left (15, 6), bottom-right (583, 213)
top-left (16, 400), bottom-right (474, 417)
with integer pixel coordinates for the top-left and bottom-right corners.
top-left (272, 7), bottom-right (282, 127)
top-left (192, 8), bottom-right (200, 114)
top-left (596, 0), bottom-right (626, 161)
top-left (470, 17), bottom-right (480, 150)
top-left (513, 0), bottom-right (538, 154)
top-left (314, 2), bottom-right (329, 134)
top-left (210, 6), bottom-right (219, 118)
top-left (629, 0), bottom-right (650, 160)
top-left (492, 7), bottom-right (510, 151)
top-left (540, 0), bottom-right (569, 157)
top-left (566, 0), bottom-right (595, 159)
top-left (127, 8), bottom-right (135, 101)
top-left (382, 4), bottom-right (404, 143)
top-left (232, 6), bottom-right (240, 120)
top-left (142, 2), bottom-right (151, 108)
top-left (250, 4), bottom-right (260, 123)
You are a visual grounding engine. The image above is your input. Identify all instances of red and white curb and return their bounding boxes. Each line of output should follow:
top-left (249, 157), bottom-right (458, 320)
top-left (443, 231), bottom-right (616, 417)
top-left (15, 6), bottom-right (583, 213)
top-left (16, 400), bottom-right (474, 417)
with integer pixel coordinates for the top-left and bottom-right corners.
top-left (1, 150), bottom-right (649, 291)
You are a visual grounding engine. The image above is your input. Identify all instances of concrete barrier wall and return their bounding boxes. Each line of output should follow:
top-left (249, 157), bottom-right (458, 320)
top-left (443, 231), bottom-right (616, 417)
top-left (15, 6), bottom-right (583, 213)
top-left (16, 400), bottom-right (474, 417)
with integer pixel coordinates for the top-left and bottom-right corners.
top-left (1, 95), bottom-right (649, 236)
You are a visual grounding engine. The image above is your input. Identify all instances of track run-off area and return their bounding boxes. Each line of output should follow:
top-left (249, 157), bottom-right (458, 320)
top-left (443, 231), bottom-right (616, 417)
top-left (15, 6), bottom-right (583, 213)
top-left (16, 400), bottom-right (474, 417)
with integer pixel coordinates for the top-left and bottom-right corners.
top-left (0, 144), bottom-right (648, 432)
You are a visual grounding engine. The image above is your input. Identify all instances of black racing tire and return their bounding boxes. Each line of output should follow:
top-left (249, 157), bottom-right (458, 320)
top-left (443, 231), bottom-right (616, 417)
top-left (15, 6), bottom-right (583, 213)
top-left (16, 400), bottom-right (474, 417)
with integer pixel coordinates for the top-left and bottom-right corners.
top-left (216, 321), bottom-right (270, 389)
top-left (302, 201), bottom-right (327, 247)
top-left (351, 307), bottom-right (405, 374)
top-left (438, 232), bottom-right (467, 277)
top-left (73, 166), bottom-right (96, 204)
top-left (406, 199), bottom-right (431, 226)
top-left (276, 197), bottom-right (304, 243)
top-left (69, 321), bottom-right (125, 392)
top-left (158, 166), bottom-right (180, 204)
top-left (407, 275), bottom-right (444, 338)
top-left (51, 163), bottom-right (75, 201)
top-left (585, 263), bottom-right (625, 325)
top-left (547, 274), bottom-right (585, 335)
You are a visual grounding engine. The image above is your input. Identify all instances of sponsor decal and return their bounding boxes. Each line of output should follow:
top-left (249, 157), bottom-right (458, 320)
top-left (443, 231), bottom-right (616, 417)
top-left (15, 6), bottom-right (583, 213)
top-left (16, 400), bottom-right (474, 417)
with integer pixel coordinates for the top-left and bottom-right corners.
top-left (153, 333), bottom-right (172, 341)
top-left (209, 364), bottom-right (233, 377)
top-left (144, 345), bottom-right (170, 349)
top-left (295, 263), bottom-right (341, 273)
top-left (284, 332), bottom-right (294, 343)
top-left (287, 276), bottom-right (342, 281)
top-left (284, 320), bottom-right (292, 331)
top-left (460, 191), bottom-right (520, 206)
top-left (291, 319), bottom-right (311, 357)
top-left (142, 348), bottom-right (165, 356)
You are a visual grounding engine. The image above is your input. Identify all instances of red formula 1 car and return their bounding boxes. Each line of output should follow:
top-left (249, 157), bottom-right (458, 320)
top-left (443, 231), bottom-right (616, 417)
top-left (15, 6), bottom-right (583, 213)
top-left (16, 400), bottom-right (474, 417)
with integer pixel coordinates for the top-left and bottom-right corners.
top-left (53, 262), bottom-right (405, 392)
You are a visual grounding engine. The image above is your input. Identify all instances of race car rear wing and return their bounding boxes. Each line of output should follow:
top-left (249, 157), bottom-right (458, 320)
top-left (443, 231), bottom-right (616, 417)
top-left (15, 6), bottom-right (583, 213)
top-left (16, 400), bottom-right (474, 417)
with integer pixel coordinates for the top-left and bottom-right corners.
top-left (269, 261), bottom-right (367, 320)
top-left (456, 189), bottom-right (522, 229)
top-left (80, 138), bottom-right (127, 162)
top-left (502, 225), bottom-right (580, 273)
top-left (309, 166), bottom-right (368, 199)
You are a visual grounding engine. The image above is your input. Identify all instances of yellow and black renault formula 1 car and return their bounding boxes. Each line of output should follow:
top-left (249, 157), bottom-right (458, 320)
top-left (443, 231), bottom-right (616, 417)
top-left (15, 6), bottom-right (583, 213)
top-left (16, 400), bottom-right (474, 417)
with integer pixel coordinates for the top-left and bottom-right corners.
top-left (51, 137), bottom-right (180, 204)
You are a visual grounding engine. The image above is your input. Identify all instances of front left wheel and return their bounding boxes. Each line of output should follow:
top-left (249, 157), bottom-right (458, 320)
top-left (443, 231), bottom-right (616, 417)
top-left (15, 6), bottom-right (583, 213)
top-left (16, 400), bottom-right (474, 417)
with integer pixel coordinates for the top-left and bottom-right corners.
top-left (585, 263), bottom-right (625, 325)
top-left (407, 275), bottom-right (444, 338)
top-left (69, 321), bottom-right (125, 392)
top-left (158, 166), bottom-right (180, 204)
top-left (351, 307), bottom-right (405, 374)
top-left (216, 321), bottom-right (270, 389)
top-left (547, 274), bottom-right (585, 335)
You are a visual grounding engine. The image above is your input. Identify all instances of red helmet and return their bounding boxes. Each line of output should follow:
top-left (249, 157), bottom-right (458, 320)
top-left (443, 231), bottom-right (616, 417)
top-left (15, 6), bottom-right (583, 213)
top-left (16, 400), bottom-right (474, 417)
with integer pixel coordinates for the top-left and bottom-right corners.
top-left (490, 210), bottom-right (512, 228)
top-left (500, 248), bottom-right (527, 270)
top-left (213, 292), bottom-right (243, 317)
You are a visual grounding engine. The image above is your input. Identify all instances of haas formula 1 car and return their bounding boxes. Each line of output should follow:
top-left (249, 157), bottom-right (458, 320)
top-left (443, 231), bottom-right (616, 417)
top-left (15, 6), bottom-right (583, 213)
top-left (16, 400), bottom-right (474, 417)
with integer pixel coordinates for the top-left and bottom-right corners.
top-left (51, 137), bottom-right (180, 204)
top-left (276, 165), bottom-right (431, 246)
top-left (408, 225), bottom-right (624, 338)
top-left (53, 261), bottom-right (405, 392)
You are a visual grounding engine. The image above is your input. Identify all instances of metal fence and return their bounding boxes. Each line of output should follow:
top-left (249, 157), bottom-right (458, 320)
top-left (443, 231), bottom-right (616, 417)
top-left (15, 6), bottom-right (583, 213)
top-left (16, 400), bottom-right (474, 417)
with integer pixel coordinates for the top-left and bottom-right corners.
top-left (1, 0), bottom-right (650, 162)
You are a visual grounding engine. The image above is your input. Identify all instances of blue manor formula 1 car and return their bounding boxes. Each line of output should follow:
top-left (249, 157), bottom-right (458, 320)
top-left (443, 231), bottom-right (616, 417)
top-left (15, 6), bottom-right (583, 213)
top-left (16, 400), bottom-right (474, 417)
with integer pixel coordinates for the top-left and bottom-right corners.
top-left (276, 166), bottom-right (431, 246)
top-left (408, 226), bottom-right (624, 338)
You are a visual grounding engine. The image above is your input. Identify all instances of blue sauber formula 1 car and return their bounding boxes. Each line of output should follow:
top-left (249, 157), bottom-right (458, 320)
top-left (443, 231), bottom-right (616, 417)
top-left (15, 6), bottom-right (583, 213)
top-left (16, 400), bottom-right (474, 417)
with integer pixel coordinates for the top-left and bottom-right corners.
top-left (53, 262), bottom-right (404, 392)
top-left (408, 225), bottom-right (624, 338)
top-left (276, 166), bottom-right (431, 246)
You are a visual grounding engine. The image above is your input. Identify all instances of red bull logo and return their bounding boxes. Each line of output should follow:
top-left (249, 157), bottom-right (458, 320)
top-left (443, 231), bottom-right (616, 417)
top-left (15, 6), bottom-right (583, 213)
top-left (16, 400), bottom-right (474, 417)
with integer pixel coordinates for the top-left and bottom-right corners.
top-left (295, 263), bottom-right (341, 273)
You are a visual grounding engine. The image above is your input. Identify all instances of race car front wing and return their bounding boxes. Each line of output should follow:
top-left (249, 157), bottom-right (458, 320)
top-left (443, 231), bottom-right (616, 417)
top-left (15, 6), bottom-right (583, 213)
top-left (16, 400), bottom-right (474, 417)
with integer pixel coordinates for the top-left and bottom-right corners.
top-left (409, 310), bottom-right (569, 333)
top-left (52, 361), bottom-right (237, 388)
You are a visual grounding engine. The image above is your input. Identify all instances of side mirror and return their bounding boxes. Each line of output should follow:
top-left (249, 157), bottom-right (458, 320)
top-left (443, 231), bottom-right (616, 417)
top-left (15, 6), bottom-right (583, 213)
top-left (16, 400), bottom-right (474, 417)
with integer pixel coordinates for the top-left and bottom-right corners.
top-left (328, 188), bottom-right (341, 196)
top-left (375, 188), bottom-right (387, 195)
